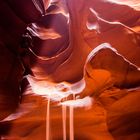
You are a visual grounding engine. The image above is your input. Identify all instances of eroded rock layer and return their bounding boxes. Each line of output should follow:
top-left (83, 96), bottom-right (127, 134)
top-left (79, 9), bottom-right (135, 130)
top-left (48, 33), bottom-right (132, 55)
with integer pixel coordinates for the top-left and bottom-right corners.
top-left (0, 0), bottom-right (140, 140)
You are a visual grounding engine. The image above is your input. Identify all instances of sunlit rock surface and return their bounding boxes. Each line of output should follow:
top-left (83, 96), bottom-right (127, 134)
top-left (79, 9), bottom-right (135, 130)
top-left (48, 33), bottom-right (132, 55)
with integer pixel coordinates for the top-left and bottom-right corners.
top-left (0, 0), bottom-right (140, 140)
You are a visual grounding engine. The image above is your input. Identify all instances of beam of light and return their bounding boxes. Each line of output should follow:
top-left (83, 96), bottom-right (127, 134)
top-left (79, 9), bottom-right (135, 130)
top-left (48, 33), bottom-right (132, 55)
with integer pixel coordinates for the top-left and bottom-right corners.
top-left (27, 75), bottom-right (86, 102)
top-left (60, 96), bottom-right (93, 108)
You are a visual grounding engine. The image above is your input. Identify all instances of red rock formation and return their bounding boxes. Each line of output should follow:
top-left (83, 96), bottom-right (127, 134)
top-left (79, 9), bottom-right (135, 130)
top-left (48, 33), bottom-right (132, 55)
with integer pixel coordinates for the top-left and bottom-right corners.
top-left (0, 0), bottom-right (49, 121)
top-left (0, 0), bottom-right (140, 140)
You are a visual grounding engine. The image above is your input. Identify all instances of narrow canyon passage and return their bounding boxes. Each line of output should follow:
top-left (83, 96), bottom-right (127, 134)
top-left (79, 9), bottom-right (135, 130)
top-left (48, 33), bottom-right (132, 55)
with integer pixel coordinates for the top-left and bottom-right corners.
top-left (0, 0), bottom-right (140, 140)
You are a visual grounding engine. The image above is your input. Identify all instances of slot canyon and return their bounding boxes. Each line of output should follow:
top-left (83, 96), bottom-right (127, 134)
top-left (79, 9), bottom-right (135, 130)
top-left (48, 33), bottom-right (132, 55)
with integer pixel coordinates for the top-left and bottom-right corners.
top-left (0, 0), bottom-right (140, 139)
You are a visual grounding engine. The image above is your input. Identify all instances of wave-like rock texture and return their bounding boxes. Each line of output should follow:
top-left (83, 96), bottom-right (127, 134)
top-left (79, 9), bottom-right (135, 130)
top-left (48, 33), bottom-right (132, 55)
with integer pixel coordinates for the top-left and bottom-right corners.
top-left (0, 0), bottom-right (140, 140)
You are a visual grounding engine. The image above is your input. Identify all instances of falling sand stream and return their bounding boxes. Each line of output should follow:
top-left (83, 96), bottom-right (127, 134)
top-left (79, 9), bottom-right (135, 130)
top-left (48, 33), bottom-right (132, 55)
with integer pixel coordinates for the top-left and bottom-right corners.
top-left (46, 97), bottom-right (50, 140)
top-left (69, 106), bottom-right (74, 140)
top-left (44, 93), bottom-right (93, 140)
top-left (46, 100), bottom-right (75, 140)
top-left (62, 105), bottom-right (67, 140)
